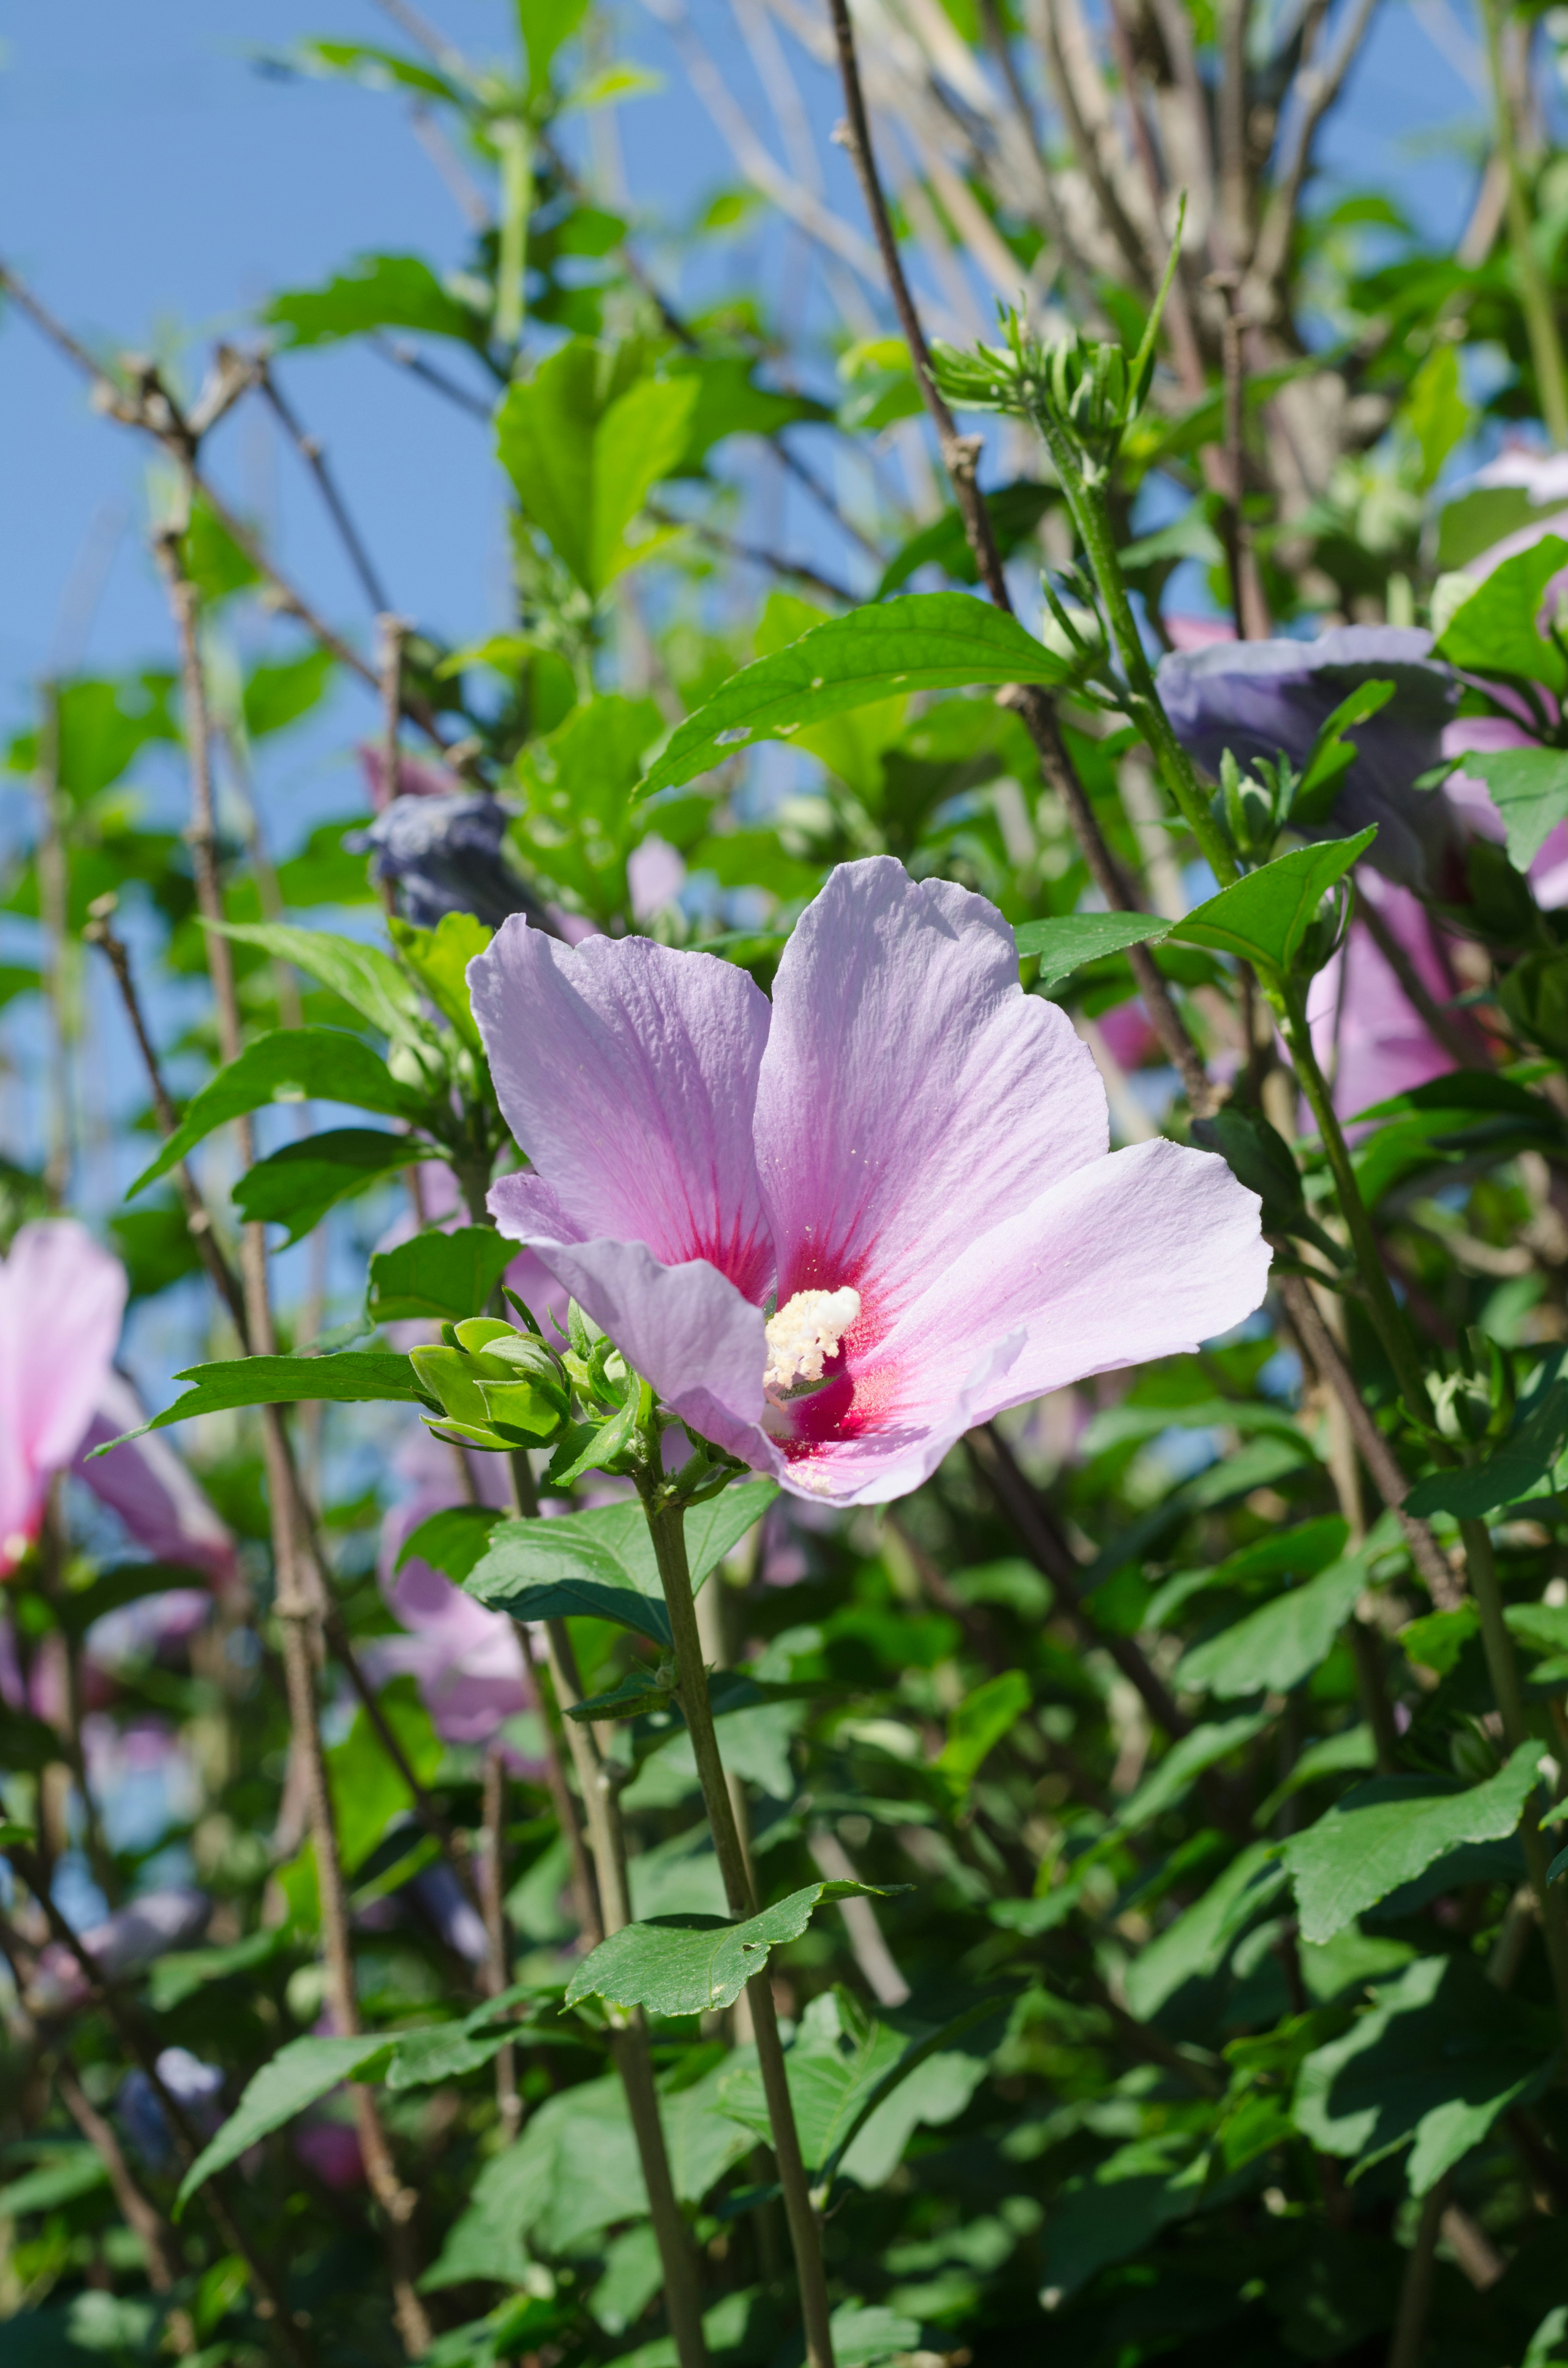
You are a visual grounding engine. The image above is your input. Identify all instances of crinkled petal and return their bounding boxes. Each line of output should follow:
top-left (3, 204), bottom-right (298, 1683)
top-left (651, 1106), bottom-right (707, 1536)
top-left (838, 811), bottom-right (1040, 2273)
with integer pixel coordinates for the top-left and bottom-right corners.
top-left (773, 1140), bottom-right (1268, 1504)
top-left (471, 920), bottom-right (774, 1299)
top-left (754, 858), bottom-right (1107, 1335)
top-left (0, 1221), bottom-right (126, 1573)
top-left (509, 1230), bottom-right (774, 1470)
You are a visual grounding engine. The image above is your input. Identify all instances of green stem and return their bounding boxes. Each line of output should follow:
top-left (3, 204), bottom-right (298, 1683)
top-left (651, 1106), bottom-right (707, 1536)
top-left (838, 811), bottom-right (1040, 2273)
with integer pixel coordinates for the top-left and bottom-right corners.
top-left (1032, 409), bottom-right (1239, 885)
top-left (1481, 0), bottom-right (1568, 450)
top-left (493, 116), bottom-right (533, 353)
top-left (1277, 981), bottom-right (1433, 1423)
top-left (503, 1464), bottom-right (709, 2368)
top-left (642, 1493), bottom-right (838, 2368)
top-left (1459, 1515), bottom-right (1568, 2040)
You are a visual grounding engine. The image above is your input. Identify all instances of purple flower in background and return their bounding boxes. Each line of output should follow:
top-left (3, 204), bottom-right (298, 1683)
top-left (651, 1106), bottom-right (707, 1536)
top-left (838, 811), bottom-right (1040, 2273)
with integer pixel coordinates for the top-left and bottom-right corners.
top-left (1307, 876), bottom-right (1457, 1120)
top-left (353, 792), bottom-right (554, 933)
top-left (471, 857), bottom-right (1270, 1506)
top-left (366, 1430), bottom-right (535, 1750)
top-left (1156, 628), bottom-right (1461, 890)
top-left (76, 1371), bottom-right (239, 1595)
top-left (358, 744), bottom-right (468, 812)
top-left (118, 2047), bottom-right (225, 2172)
top-left (0, 1220), bottom-right (127, 1574)
top-left (29, 1888), bottom-right (209, 2014)
top-left (1444, 712), bottom-right (1568, 909)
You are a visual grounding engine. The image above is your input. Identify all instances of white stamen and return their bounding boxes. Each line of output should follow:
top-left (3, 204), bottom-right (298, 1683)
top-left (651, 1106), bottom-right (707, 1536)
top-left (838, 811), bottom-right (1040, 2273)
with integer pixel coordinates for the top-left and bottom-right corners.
top-left (764, 1286), bottom-right (861, 1403)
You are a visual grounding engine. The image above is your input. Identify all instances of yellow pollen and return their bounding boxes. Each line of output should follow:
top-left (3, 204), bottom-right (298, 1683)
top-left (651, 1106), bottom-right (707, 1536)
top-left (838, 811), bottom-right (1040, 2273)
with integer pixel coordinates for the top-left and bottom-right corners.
top-left (764, 1287), bottom-right (861, 1403)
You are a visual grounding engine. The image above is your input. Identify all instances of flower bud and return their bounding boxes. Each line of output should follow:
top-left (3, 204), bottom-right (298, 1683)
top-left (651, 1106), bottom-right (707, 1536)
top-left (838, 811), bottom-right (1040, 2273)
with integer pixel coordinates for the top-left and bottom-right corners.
top-left (410, 1321), bottom-right (570, 1451)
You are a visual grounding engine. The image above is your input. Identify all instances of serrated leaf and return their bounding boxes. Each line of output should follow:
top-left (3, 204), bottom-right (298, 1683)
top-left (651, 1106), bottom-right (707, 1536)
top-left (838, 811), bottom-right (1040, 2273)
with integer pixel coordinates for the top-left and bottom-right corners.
top-left (1456, 747), bottom-right (1568, 873)
top-left (1282, 1742), bottom-right (1546, 1943)
top-left (129, 1029), bottom-right (432, 1196)
top-left (1177, 1553), bottom-right (1372, 1699)
top-left (210, 921), bottom-right (427, 1043)
top-left (637, 594), bottom-right (1071, 797)
top-left (1405, 1379), bottom-right (1568, 1520)
top-left (1293, 1953), bottom-right (1558, 2192)
top-left (1434, 535), bottom-right (1568, 692)
top-left (265, 250), bottom-right (483, 346)
top-left (1171, 829), bottom-right (1377, 978)
top-left (1112, 1712), bottom-right (1273, 1835)
top-left (386, 911), bottom-right (491, 1049)
top-left (383, 2024), bottom-right (515, 2090)
top-left (368, 1226), bottom-right (518, 1322)
top-left (1124, 1843), bottom-right (1290, 2019)
top-left (175, 2034), bottom-right (392, 2213)
top-left (232, 1126), bottom-right (422, 1245)
top-left (496, 343), bottom-right (698, 597)
top-left (1013, 910), bottom-right (1171, 988)
top-left (463, 1482), bottom-right (777, 1646)
top-left (91, 1352), bottom-right (430, 1451)
top-left (565, 1880), bottom-right (903, 2015)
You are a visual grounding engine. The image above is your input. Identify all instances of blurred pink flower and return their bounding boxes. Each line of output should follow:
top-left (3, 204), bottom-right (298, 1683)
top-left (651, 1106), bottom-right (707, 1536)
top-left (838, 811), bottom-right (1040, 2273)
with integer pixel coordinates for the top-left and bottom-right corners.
top-left (1444, 711), bottom-right (1568, 910)
top-left (28, 1887), bottom-right (208, 2014)
top-left (76, 1371), bottom-right (239, 1593)
top-left (1096, 998), bottom-right (1160, 1074)
top-left (474, 856), bottom-right (1270, 1505)
top-left (1165, 615), bottom-right (1237, 652)
top-left (294, 2116), bottom-right (366, 2191)
top-left (359, 744), bottom-right (465, 812)
top-left (0, 1221), bottom-right (126, 1576)
top-left (367, 1431), bottom-right (536, 1752)
top-left (1307, 876), bottom-right (1457, 1120)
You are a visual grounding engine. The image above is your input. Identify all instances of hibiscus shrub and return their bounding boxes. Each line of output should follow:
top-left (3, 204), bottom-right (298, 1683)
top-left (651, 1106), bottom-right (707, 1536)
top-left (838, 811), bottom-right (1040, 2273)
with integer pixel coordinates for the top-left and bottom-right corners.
top-left (8, 9), bottom-right (1568, 2368)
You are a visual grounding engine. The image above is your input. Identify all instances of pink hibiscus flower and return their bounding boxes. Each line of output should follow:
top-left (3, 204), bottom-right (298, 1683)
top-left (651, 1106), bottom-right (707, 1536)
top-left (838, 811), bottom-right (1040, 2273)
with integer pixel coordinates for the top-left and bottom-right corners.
top-left (0, 1221), bottom-right (128, 1575)
top-left (469, 857), bottom-right (1270, 1506)
top-left (1307, 876), bottom-right (1458, 1121)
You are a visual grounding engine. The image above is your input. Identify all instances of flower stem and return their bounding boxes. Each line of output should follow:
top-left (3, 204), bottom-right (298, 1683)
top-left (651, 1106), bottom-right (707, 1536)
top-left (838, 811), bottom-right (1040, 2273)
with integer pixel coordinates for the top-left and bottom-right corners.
top-left (642, 1494), bottom-right (839, 2368)
top-left (1459, 1515), bottom-right (1568, 2040)
top-left (503, 1461), bottom-right (709, 2368)
top-left (1031, 413), bottom-right (1239, 887)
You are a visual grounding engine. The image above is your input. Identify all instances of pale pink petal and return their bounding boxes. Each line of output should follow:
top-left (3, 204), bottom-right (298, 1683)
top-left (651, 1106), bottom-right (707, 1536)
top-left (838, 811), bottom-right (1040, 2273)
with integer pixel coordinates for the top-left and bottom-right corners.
top-left (0, 1222), bottom-right (127, 1574)
top-left (470, 920), bottom-right (774, 1300)
top-left (770, 1140), bottom-right (1268, 1505)
top-left (1165, 615), bottom-right (1237, 651)
top-left (76, 1373), bottom-right (238, 1592)
top-left (500, 1227), bottom-right (775, 1472)
top-left (754, 858), bottom-right (1107, 1336)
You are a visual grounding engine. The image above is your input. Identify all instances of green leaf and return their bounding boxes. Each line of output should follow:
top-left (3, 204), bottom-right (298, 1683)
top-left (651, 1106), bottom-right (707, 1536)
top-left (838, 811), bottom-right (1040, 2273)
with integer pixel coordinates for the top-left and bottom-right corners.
top-left (1014, 910), bottom-right (1170, 988)
top-left (935, 1670), bottom-right (1030, 1800)
top-left (264, 252), bottom-right (486, 349)
top-left (397, 1503), bottom-right (505, 1583)
top-left (241, 648), bottom-right (335, 740)
top-left (1292, 681), bottom-right (1396, 825)
top-left (0, 2153), bottom-right (109, 2217)
top-left (637, 594), bottom-right (1071, 797)
top-left (1404, 1378), bottom-right (1568, 1520)
top-left (1282, 1743), bottom-right (1546, 1944)
top-left (875, 478), bottom-right (1053, 598)
top-left (1434, 535), bottom-right (1568, 692)
top-left (1177, 1552), bottom-right (1372, 1699)
top-left (147, 1929), bottom-right (289, 2014)
top-left (1400, 1604), bottom-right (1480, 1674)
top-left (91, 1352), bottom-right (430, 1450)
top-left (368, 1226), bottom-right (518, 1323)
top-left (329, 1681), bottom-right (443, 1874)
top-left (1111, 1712), bottom-right (1273, 1835)
top-left (1172, 829), bottom-right (1377, 979)
top-left (386, 912), bottom-right (491, 1049)
top-left (1124, 1843), bottom-right (1290, 2018)
top-left (519, 0), bottom-right (590, 89)
top-left (565, 1880), bottom-right (903, 2015)
top-left (496, 342), bottom-right (699, 596)
top-left (211, 922), bottom-right (427, 1044)
top-left (463, 1483), bottom-right (777, 1646)
top-left (1294, 1953), bottom-right (1558, 2192)
top-left (545, 1389), bottom-right (640, 1485)
top-left (175, 2034), bottom-right (392, 2212)
top-left (1455, 745), bottom-right (1568, 873)
top-left (232, 1127), bottom-right (421, 1245)
top-left (128, 1029), bottom-right (431, 1197)
top-left (383, 2023), bottom-right (514, 2091)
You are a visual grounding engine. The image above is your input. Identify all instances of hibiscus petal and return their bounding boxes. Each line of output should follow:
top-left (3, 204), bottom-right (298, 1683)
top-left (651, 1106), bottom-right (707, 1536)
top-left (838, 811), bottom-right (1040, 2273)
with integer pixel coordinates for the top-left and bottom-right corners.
top-left (76, 1373), bottom-right (239, 1593)
top-left (776, 1139), bottom-right (1268, 1505)
top-left (754, 857), bottom-right (1107, 1333)
top-left (500, 1226), bottom-right (774, 1470)
top-left (0, 1221), bottom-right (126, 1572)
top-left (470, 921), bottom-right (774, 1299)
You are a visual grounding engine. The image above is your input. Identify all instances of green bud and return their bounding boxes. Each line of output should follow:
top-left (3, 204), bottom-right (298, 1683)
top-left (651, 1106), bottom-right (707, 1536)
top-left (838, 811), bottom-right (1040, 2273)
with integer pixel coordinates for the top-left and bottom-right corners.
top-left (411, 1322), bottom-right (571, 1451)
top-left (410, 1344), bottom-right (494, 1431)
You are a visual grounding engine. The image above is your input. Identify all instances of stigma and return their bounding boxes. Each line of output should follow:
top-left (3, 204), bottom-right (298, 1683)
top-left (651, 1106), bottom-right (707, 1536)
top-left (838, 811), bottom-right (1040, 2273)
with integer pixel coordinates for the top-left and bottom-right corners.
top-left (764, 1286), bottom-right (861, 1403)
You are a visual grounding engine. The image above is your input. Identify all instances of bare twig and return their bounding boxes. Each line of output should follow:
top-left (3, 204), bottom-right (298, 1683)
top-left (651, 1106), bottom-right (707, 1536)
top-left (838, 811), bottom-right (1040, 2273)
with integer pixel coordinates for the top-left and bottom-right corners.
top-left (823, 0), bottom-right (1213, 1106)
top-left (647, 501), bottom-right (857, 602)
top-left (1250, 0), bottom-right (1382, 299)
top-left (56, 2061), bottom-right (198, 2353)
top-left (260, 362), bottom-right (393, 613)
top-left (373, 333), bottom-right (494, 419)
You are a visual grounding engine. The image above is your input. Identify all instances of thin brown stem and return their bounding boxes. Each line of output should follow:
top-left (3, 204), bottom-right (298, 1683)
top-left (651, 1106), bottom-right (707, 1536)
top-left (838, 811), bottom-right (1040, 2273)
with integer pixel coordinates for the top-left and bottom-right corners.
top-left (56, 2062), bottom-right (198, 2352)
top-left (482, 1737), bottom-right (521, 2138)
top-left (1208, 273), bottom-right (1272, 637)
top-left (260, 363), bottom-right (393, 613)
top-left (1275, 1273), bottom-right (1460, 1608)
top-left (1386, 2178), bottom-right (1447, 2368)
top-left (33, 680), bottom-right (72, 1204)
